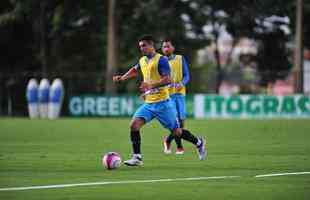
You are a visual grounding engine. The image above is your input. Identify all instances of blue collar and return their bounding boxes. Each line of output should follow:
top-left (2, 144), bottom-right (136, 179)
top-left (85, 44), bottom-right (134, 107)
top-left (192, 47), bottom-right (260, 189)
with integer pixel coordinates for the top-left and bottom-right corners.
top-left (146, 52), bottom-right (156, 59)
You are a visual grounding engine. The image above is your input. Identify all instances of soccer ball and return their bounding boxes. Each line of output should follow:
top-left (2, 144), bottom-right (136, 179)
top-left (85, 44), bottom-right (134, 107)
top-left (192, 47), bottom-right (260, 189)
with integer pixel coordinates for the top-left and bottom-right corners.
top-left (102, 152), bottom-right (122, 170)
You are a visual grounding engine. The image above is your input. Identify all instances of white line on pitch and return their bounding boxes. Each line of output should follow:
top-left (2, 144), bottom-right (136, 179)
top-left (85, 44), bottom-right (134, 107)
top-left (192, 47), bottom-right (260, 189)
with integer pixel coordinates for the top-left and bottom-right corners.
top-left (255, 171), bottom-right (310, 178)
top-left (1, 171), bottom-right (310, 192)
top-left (0, 176), bottom-right (240, 192)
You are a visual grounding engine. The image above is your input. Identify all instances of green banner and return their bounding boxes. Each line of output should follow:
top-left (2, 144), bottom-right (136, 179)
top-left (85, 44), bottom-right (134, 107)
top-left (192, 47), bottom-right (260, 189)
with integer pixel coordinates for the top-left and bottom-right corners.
top-left (69, 95), bottom-right (194, 117)
top-left (69, 94), bottom-right (309, 118)
top-left (194, 95), bottom-right (310, 118)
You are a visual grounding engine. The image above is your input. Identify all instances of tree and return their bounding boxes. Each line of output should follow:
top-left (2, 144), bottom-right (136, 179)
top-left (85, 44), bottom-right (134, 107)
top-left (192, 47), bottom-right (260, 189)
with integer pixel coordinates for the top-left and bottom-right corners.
top-left (0, 0), bottom-right (109, 115)
top-left (199, 0), bottom-right (297, 87)
top-left (115, 0), bottom-right (210, 66)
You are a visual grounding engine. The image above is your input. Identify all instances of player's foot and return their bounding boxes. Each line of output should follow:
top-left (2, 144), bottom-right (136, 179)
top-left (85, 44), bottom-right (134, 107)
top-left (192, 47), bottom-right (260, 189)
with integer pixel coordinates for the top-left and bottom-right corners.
top-left (124, 154), bottom-right (143, 166)
top-left (196, 137), bottom-right (207, 160)
top-left (163, 136), bottom-right (172, 154)
top-left (175, 147), bottom-right (184, 155)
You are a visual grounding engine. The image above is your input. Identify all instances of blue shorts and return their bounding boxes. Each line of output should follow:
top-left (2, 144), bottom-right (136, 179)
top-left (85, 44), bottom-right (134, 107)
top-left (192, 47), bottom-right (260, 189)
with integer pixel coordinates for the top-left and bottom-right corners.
top-left (133, 99), bottom-right (180, 131)
top-left (170, 94), bottom-right (186, 120)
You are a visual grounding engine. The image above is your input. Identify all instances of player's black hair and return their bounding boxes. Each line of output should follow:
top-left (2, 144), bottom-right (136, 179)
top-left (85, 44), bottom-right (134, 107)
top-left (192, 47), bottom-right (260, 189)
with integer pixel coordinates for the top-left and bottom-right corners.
top-left (162, 37), bottom-right (174, 44)
top-left (138, 34), bottom-right (155, 45)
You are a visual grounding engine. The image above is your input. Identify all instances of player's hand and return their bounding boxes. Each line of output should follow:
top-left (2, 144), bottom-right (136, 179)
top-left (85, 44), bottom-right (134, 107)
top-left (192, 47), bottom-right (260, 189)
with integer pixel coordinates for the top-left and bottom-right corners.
top-left (113, 75), bottom-right (123, 82)
top-left (139, 93), bottom-right (146, 101)
top-left (175, 83), bottom-right (183, 90)
top-left (139, 82), bottom-right (152, 93)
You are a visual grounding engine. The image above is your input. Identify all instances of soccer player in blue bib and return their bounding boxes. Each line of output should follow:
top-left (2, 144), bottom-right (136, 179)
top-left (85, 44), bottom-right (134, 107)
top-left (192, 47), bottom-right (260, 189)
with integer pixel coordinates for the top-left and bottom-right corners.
top-left (113, 35), bottom-right (206, 166)
top-left (162, 38), bottom-right (189, 155)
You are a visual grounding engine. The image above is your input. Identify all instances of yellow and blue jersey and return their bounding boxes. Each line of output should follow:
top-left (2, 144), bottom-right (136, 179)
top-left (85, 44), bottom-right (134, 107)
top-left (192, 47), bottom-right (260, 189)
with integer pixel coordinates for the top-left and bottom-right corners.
top-left (167, 54), bottom-right (190, 96)
top-left (132, 53), bottom-right (181, 130)
top-left (135, 53), bottom-right (170, 103)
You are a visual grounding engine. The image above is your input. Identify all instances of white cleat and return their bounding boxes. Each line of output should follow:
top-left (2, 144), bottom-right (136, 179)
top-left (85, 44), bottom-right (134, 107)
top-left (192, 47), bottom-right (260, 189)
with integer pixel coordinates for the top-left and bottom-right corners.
top-left (196, 137), bottom-right (207, 160)
top-left (124, 155), bottom-right (143, 166)
top-left (175, 148), bottom-right (184, 155)
top-left (163, 136), bottom-right (172, 154)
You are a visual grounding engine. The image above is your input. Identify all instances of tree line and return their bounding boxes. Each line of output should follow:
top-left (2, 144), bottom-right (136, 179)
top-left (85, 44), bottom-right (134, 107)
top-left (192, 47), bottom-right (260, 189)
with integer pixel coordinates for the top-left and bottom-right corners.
top-left (0, 0), bottom-right (309, 115)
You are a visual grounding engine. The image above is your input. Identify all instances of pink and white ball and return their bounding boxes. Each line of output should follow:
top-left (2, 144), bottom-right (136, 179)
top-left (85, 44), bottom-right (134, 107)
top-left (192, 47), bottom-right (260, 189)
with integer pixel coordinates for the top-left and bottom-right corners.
top-left (102, 152), bottom-right (122, 170)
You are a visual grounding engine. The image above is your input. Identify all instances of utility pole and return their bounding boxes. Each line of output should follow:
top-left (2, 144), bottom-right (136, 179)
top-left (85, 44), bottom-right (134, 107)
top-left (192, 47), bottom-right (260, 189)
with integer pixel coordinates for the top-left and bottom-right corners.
top-left (105, 0), bottom-right (117, 94)
top-left (294, 0), bottom-right (304, 93)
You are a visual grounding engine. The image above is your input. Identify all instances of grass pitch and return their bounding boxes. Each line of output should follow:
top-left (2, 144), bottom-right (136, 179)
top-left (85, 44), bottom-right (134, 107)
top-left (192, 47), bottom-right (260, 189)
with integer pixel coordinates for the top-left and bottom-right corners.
top-left (0, 118), bottom-right (310, 200)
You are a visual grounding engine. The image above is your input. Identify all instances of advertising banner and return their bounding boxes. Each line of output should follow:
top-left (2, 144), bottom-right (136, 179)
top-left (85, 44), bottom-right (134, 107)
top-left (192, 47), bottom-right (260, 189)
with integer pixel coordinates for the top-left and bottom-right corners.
top-left (194, 94), bottom-right (310, 118)
top-left (69, 95), bottom-right (310, 118)
top-left (69, 95), bottom-right (194, 117)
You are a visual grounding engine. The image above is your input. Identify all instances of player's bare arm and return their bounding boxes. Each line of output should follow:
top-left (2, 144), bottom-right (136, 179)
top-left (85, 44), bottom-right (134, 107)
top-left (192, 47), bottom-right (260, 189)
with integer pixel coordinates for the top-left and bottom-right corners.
top-left (113, 67), bottom-right (138, 82)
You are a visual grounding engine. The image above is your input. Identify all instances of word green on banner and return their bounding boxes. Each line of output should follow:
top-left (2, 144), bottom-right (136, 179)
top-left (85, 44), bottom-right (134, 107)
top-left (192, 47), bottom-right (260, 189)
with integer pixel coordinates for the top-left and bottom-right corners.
top-left (69, 96), bottom-right (143, 117)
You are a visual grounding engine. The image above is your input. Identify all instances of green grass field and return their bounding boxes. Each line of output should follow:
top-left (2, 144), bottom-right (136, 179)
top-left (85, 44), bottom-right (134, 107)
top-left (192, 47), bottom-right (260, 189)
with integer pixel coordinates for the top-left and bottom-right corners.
top-left (0, 118), bottom-right (310, 200)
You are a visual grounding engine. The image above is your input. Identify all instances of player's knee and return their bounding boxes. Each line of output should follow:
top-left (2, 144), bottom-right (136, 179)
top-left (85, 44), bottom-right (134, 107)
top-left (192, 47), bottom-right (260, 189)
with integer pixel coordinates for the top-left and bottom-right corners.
top-left (130, 122), bottom-right (139, 131)
top-left (130, 119), bottom-right (143, 131)
top-left (173, 128), bottom-right (182, 137)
